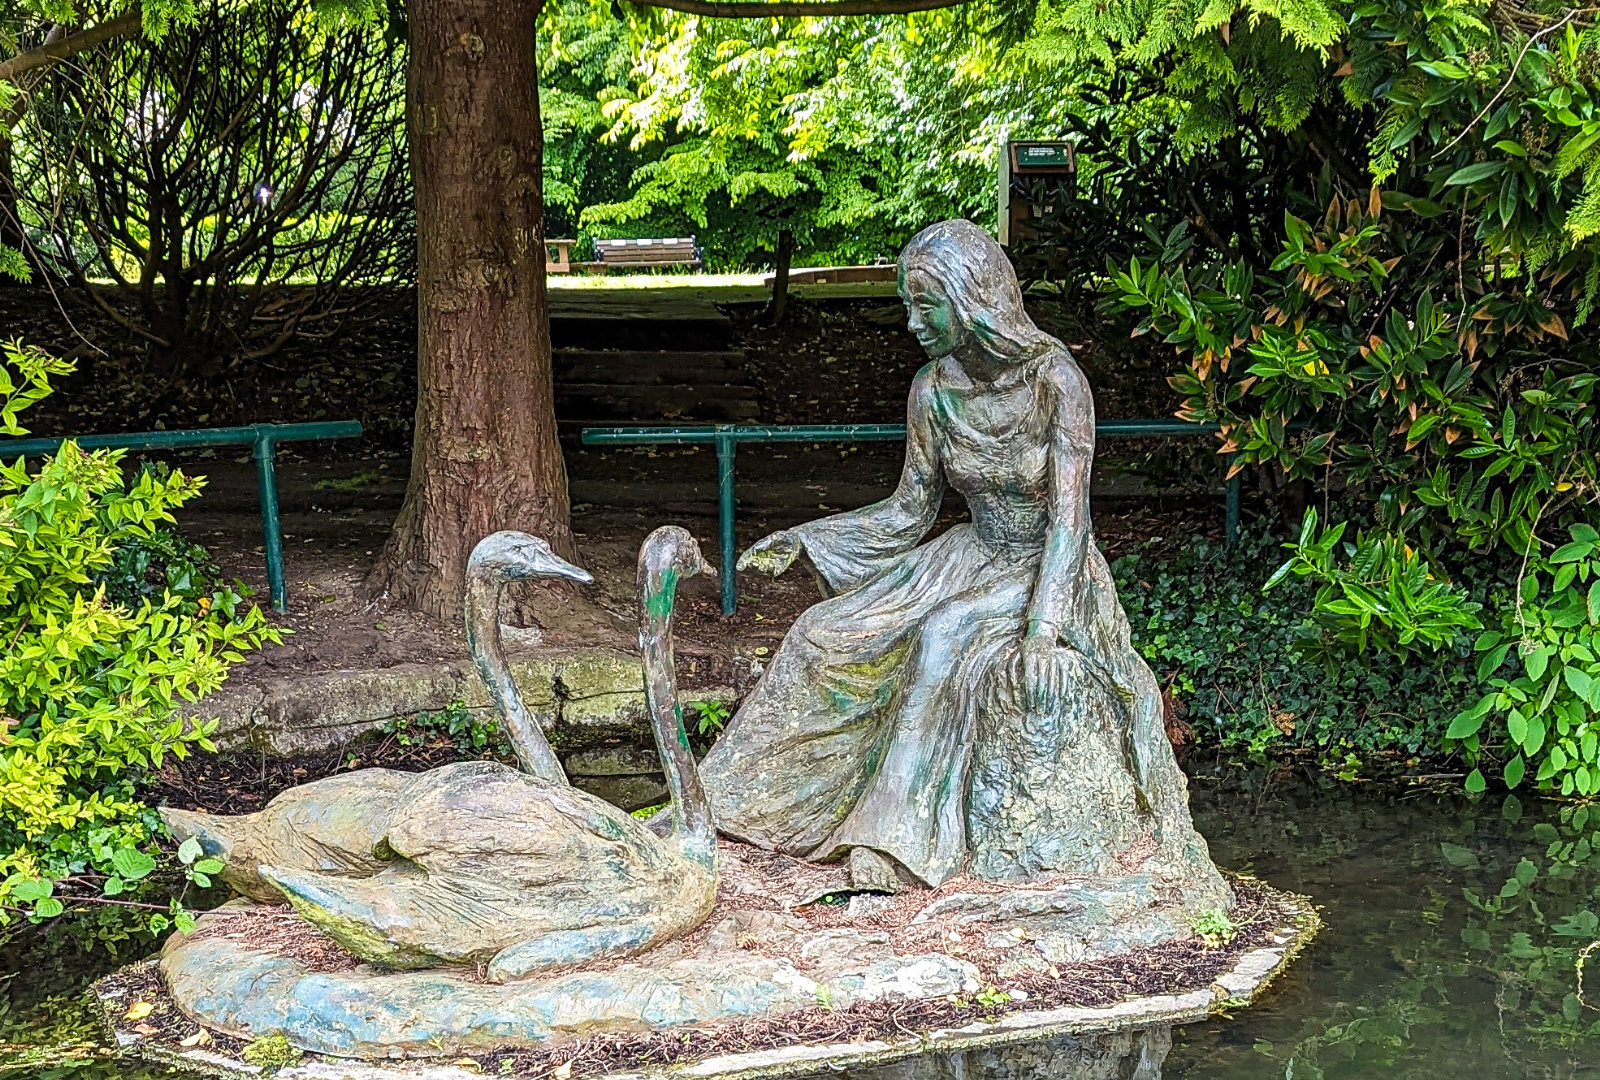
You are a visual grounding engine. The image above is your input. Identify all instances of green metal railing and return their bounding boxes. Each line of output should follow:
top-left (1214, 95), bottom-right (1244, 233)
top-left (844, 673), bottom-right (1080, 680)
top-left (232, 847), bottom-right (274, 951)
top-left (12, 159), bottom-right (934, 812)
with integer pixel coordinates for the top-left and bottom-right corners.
top-left (0, 421), bottom-right (362, 612)
top-left (581, 421), bottom-right (1239, 614)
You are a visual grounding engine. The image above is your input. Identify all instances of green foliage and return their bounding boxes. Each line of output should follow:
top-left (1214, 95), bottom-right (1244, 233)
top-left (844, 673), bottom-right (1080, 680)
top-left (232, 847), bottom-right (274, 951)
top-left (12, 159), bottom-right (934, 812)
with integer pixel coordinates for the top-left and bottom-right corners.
top-left (972, 984), bottom-right (1012, 1008)
top-left (1193, 906), bottom-right (1238, 946)
top-left (1269, 508), bottom-right (1483, 656)
top-left (0, 351), bottom-right (280, 929)
top-left (1068, 0), bottom-right (1600, 794)
top-left (1020, 0), bottom-right (1345, 141)
top-left (9, 0), bottom-right (410, 371)
top-left (94, 519), bottom-right (225, 613)
top-left (240, 1032), bottom-right (303, 1068)
top-left (0, 341), bottom-right (72, 437)
top-left (1450, 524), bottom-right (1600, 797)
top-left (1108, 195), bottom-right (1597, 559)
top-left (589, 8), bottom-right (1080, 265)
top-left (0, 244), bottom-right (28, 283)
top-left (1114, 530), bottom-right (1481, 759)
top-left (688, 698), bottom-right (731, 737)
top-left (537, 0), bottom-right (649, 233)
top-left (381, 700), bottom-right (509, 757)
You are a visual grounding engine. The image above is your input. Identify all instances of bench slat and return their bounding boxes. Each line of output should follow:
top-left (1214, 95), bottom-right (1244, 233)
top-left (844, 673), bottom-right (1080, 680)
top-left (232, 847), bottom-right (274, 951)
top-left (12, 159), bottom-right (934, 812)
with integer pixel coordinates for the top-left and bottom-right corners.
top-left (592, 236), bottom-right (703, 268)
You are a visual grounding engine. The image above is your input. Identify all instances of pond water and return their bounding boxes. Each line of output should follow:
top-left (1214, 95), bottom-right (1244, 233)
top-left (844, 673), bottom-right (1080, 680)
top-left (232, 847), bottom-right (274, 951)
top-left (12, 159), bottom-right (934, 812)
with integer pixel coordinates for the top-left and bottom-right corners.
top-left (5, 765), bottom-right (1598, 1079)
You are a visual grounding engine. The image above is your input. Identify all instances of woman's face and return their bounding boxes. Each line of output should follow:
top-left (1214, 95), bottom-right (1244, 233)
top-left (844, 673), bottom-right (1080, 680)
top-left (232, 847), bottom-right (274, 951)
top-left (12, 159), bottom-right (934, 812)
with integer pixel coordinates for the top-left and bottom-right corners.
top-left (900, 268), bottom-right (962, 358)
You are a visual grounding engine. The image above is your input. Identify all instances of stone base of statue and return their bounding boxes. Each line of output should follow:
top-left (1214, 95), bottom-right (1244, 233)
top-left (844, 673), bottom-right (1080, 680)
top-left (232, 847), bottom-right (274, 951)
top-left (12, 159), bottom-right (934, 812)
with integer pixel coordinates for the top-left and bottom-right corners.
top-left (105, 841), bottom-right (1316, 1072)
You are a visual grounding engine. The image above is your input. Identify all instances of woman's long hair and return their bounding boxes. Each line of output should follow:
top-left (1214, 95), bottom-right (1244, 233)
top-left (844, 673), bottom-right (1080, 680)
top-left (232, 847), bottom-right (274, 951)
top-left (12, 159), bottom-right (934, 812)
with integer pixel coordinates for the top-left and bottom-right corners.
top-left (898, 219), bottom-right (1063, 366)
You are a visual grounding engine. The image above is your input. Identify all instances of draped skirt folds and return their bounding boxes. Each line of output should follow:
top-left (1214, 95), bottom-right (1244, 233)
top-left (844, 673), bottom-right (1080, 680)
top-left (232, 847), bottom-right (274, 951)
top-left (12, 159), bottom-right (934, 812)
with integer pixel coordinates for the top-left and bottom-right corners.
top-left (702, 523), bottom-right (1129, 887)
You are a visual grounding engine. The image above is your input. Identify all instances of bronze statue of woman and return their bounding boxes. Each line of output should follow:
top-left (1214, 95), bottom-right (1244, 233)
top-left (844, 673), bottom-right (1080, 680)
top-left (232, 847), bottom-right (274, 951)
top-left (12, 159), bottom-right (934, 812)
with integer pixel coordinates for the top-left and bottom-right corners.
top-left (702, 220), bottom-right (1227, 906)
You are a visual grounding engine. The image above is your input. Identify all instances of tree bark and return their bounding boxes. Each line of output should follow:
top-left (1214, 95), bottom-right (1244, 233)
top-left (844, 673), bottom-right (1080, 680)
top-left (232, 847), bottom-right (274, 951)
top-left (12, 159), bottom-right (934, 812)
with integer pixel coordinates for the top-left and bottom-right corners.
top-left (365, 0), bottom-right (574, 621)
top-left (0, 9), bottom-right (140, 85)
top-left (0, 135), bottom-right (21, 265)
top-left (767, 227), bottom-right (793, 326)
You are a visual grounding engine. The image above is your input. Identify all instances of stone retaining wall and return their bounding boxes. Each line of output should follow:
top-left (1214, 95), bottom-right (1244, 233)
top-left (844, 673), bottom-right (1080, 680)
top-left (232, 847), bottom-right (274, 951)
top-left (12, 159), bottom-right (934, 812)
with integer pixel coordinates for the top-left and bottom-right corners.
top-left (184, 648), bottom-right (743, 809)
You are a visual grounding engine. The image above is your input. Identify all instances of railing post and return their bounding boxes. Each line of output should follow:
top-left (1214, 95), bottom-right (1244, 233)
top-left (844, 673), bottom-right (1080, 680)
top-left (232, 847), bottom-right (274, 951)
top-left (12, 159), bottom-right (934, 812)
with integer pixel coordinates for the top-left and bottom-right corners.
top-left (716, 431), bottom-right (738, 615)
top-left (252, 427), bottom-right (287, 611)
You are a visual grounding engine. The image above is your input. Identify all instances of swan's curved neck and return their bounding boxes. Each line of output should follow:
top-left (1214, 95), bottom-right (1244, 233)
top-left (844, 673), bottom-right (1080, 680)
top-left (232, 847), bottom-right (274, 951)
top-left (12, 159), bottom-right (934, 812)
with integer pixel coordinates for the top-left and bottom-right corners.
top-left (465, 573), bottom-right (567, 785)
top-left (640, 560), bottom-right (715, 866)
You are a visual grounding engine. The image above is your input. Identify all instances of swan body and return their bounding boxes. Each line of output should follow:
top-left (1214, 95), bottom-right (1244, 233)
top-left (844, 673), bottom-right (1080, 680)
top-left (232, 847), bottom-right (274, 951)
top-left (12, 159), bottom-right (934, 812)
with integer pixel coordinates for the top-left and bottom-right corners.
top-left (163, 528), bottom-right (720, 981)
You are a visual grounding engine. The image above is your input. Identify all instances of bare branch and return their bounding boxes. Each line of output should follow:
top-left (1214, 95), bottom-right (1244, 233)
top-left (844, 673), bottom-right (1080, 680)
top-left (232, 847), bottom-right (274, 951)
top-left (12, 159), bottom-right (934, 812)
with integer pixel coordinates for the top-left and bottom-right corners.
top-left (0, 9), bottom-right (141, 85)
top-left (1434, 8), bottom-right (1579, 158)
top-left (624, 0), bottom-right (968, 17)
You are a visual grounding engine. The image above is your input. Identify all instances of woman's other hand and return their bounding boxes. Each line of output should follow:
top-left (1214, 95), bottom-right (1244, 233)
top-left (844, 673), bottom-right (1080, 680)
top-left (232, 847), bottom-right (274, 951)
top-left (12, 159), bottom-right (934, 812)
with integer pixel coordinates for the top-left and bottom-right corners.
top-left (738, 530), bottom-right (802, 577)
top-left (1019, 634), bottom-right (1073, 713)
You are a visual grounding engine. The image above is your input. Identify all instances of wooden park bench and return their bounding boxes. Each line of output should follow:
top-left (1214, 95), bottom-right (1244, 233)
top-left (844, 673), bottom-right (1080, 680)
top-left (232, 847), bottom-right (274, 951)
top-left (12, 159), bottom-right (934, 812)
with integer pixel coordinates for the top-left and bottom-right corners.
top-left (577, 237), bottom-right (704, 274)
top-left (546, 239), bottom-right (576, 273)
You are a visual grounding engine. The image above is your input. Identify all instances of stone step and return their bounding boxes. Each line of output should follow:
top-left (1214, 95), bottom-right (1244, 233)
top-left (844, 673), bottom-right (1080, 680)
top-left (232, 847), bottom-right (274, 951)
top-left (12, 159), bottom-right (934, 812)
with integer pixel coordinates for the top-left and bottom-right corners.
top-left (550, 317), bottom-right (733, 352)
top-left (556, 384), bottom-right (761, 424)
top-left (553, 350), bottom-right (748, 386)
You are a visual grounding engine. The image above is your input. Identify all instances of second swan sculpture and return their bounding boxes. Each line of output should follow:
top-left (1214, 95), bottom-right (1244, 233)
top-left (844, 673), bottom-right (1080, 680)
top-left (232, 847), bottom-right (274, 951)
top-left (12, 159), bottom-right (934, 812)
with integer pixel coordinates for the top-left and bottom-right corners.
top-left (163, 528), bottom-right (719, 982)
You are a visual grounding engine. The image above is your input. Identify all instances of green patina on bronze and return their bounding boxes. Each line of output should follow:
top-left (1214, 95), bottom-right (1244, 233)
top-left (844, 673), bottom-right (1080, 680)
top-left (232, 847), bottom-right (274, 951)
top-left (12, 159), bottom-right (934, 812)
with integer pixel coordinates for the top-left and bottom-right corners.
top-left (644, 565), bottom-right (679, 621)
top-left (703, 218), bottom-right (1231, 914)
top-left (161, 527), bottom-right (721, 987)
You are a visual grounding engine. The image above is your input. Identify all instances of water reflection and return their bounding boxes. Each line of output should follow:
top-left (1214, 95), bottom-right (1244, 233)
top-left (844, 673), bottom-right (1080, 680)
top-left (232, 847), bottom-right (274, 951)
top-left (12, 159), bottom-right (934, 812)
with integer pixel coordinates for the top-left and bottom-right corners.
top-left (1161, 767), bottom-right (1600, 1078)
top-left (840, 1028), bottom-right (1172, 1080)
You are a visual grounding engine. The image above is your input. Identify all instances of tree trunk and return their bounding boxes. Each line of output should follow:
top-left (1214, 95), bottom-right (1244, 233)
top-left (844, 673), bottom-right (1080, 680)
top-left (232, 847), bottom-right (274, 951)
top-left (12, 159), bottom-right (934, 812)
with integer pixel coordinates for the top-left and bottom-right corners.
top-left (365, 0), bottom-right (574, 621)
top-left (767, 227), bottom-right (793, 326)
top-left (0, 136), bottom-right (21, 266)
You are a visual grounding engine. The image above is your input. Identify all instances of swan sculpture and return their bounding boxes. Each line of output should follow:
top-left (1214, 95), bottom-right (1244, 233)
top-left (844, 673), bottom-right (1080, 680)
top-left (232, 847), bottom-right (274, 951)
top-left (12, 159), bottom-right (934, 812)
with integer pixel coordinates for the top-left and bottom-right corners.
top-left (161, 532), bottom-right (593, 903)
top-left (162, 528), bottom-right (720, 981)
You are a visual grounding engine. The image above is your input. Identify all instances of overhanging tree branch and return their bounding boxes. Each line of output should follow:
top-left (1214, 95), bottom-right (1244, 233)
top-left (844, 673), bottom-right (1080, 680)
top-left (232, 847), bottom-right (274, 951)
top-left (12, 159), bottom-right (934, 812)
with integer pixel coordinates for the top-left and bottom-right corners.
top-left (625, 0), bottom-right (968, 17)
top-left (0, 9), bottom-right (142, 86)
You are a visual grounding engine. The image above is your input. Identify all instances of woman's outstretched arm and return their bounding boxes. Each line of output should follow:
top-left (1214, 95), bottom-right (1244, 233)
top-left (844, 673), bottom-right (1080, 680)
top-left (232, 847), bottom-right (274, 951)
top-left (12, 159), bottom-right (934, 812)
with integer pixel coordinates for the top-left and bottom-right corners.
top-left (740, 364), bottom-right (945, 593)
top-left (1019, 353), bottom-right (1096, 710)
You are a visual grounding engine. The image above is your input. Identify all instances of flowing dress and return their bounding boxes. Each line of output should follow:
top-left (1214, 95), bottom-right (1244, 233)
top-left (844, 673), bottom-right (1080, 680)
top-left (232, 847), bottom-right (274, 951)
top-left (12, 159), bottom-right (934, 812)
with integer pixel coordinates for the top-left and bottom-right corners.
top-left (701, 348), bottom-right (1220, 890)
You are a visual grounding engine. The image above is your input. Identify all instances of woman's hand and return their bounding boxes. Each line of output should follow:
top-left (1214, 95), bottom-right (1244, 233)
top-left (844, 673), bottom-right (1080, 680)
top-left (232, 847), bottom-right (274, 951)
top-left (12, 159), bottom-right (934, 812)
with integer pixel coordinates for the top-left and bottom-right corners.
top-left (737, 530), bottom-right (803, 577)
top-left (1018, 634), bottom-right (1074, 714)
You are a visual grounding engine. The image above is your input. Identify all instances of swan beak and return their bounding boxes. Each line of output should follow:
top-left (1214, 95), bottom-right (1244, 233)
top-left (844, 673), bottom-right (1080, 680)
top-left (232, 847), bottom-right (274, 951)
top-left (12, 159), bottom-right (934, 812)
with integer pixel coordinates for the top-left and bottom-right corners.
top-left (542, 553), bottom-right (594, 584)
top-left (677, 533), bottom-right (715, 578)
top-left (160, 807), bottom-right (237, 863)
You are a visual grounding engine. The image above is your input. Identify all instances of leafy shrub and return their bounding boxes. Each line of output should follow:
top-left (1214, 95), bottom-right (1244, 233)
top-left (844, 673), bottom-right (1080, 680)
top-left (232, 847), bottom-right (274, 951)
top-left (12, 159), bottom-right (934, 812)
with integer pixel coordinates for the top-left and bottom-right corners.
top-left (1450, 524), bottom-right (1600, 797)
top-left (1192, 907), bottom-right (1237, 947)
top-left (1268, 508), bottom-right (1486, 657)
top-left (1107, 183), bottom-right (1599, 792)
top-left (16, 0), bottom-right (411, 374)
top-left (0, 345), bottom-right (280, 930)
top-left (95, 514), bottom-right (224, 613)
top-left (1113, 529), bottom-right (1481, 760)
top-left (382, 700), bottom-right (510, 758)
top-left (689, 698), bottom-right (731, 737)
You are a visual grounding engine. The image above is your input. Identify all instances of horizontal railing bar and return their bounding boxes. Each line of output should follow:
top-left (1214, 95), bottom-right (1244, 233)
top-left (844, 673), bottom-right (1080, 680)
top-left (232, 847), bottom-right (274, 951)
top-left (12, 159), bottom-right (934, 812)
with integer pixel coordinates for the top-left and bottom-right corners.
top-left (581, 420), bottom-right (1221, 446)
top-left (0, 421), bottom-right (363, 457)
top-left (0, 421), bottom-right (362, 614)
